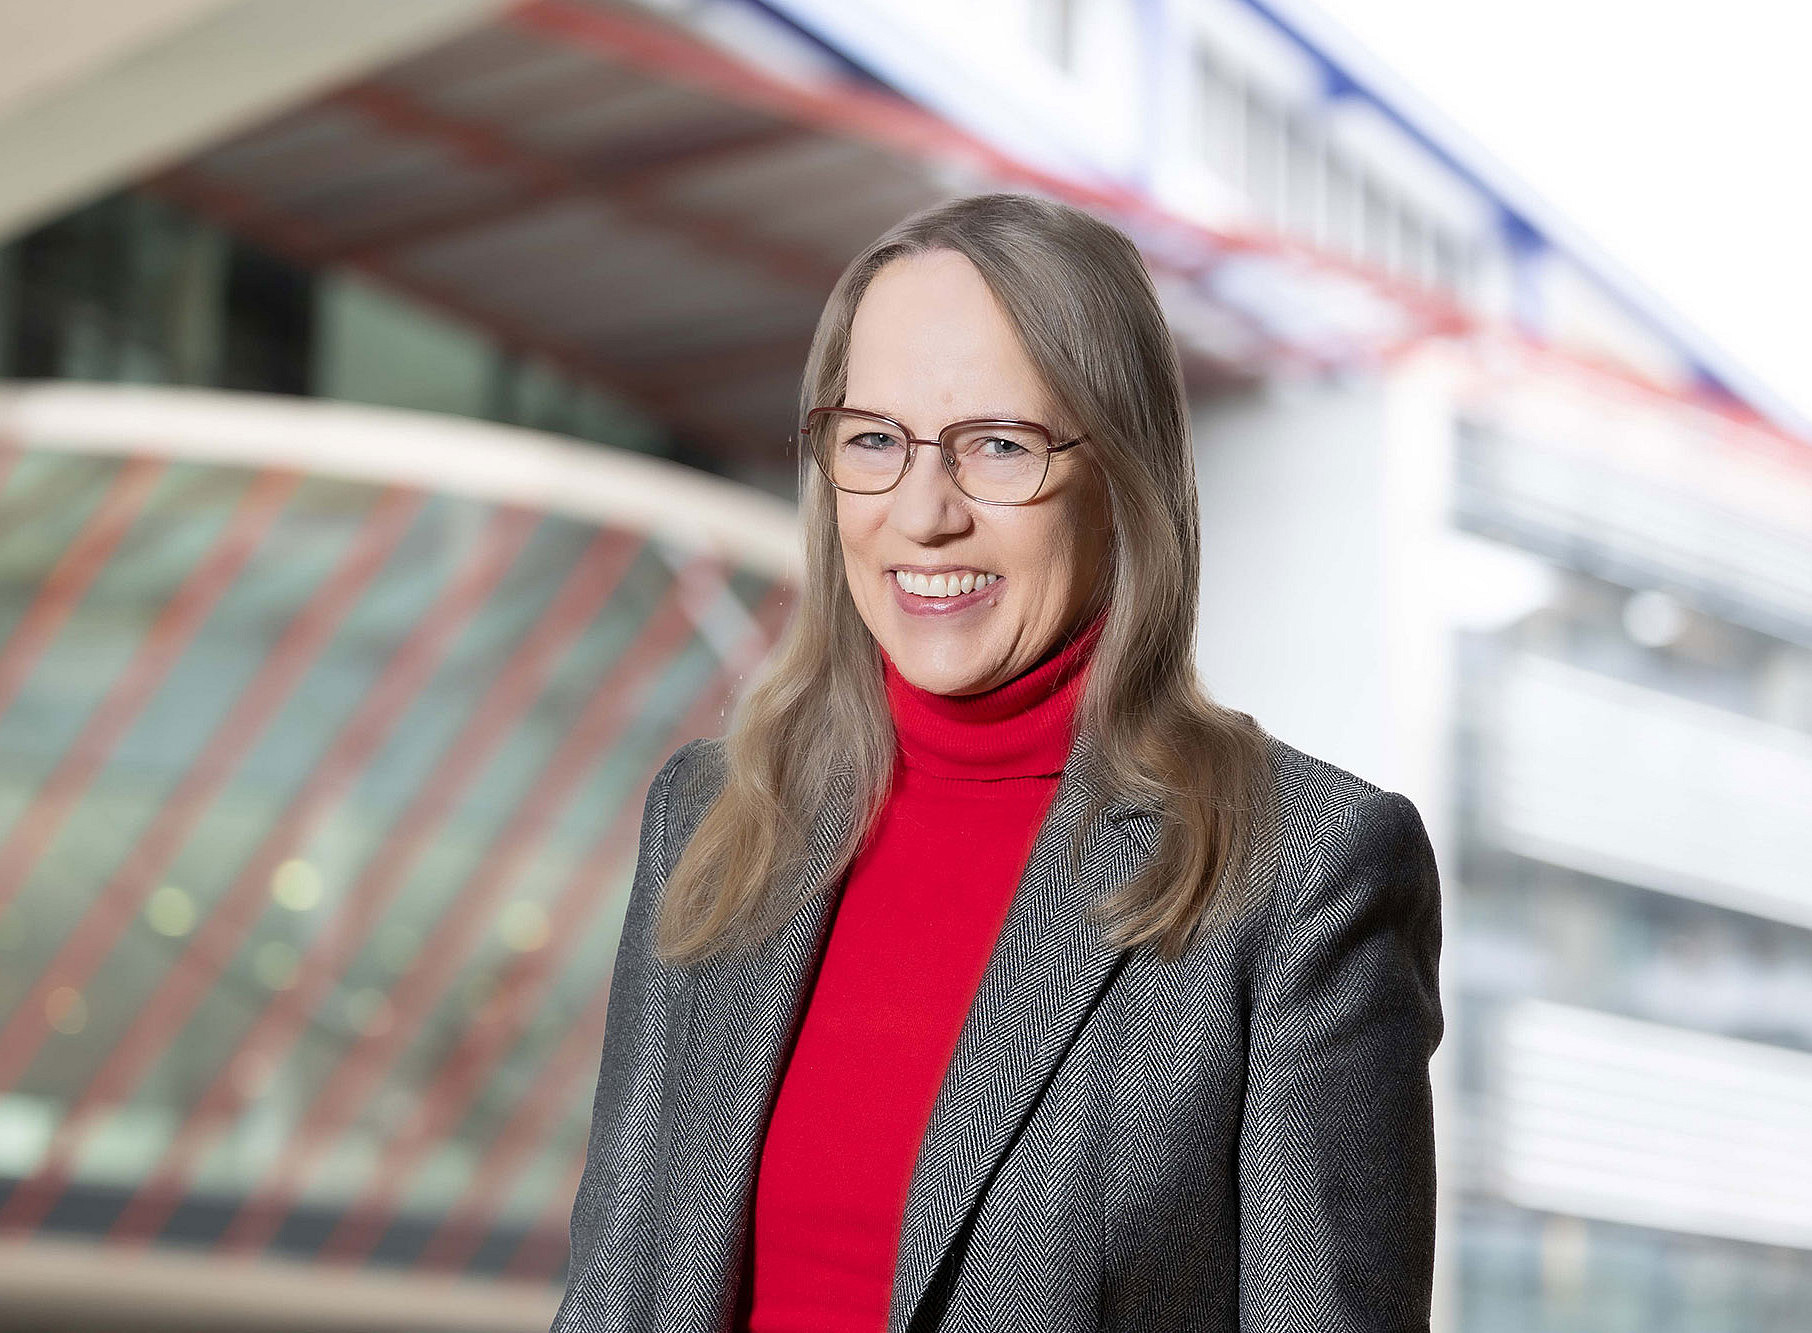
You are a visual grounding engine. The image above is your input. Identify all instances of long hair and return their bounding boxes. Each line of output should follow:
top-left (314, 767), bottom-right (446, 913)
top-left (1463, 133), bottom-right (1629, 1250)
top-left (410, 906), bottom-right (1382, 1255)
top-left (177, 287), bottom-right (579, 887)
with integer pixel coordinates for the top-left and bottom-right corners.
top-left (653, 191), bottom-right (1274, 965)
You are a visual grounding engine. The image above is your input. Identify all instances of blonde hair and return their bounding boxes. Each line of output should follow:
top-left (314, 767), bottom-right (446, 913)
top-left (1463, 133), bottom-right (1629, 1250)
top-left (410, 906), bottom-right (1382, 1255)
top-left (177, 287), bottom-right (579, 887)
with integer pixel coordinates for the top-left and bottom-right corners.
top-left (654, 191), bottom-right (1273, 965)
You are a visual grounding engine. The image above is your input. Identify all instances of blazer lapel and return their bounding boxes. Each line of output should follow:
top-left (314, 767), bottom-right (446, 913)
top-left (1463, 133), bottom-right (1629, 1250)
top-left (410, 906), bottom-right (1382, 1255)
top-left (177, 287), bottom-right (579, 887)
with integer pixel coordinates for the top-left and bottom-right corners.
top-left (652, 761), bottom-right (859, 1333)
top-left (888, 730), bottom-right (1158, 1333)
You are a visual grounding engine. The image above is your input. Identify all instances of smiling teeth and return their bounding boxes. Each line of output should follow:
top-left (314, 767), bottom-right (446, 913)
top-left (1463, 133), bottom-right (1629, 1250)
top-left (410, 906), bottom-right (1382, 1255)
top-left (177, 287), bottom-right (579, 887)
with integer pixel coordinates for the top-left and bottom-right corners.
top-left (895, 570), bottom-right (999, 598)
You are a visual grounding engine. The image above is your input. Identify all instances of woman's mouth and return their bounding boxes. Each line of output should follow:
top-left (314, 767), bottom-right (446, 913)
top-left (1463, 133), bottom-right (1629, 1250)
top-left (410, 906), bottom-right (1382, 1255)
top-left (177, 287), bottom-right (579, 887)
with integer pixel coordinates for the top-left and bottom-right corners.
top-left (888, 568), bottom-right (1005, 617)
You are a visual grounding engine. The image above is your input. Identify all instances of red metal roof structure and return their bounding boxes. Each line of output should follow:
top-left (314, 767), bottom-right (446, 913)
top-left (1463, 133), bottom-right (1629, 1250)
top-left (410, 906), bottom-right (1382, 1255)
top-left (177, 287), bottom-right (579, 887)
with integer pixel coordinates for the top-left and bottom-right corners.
top-left (149, 0), bottom-right (1481, 480)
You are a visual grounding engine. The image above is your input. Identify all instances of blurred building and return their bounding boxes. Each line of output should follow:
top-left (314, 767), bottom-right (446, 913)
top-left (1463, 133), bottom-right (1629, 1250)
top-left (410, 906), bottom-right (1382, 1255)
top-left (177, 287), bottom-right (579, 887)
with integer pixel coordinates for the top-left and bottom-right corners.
top-left (0, 1), bottom-right (1807, 1330)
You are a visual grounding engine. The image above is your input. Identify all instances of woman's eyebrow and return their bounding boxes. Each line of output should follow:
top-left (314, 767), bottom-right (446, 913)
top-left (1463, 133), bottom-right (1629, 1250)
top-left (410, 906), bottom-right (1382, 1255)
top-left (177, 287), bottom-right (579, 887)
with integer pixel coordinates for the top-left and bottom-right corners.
top-left (939, 408), bottom-right (1050, 425)
top-left (855, 406), bottom-right (1033, 425)
top-left (843, 403), bottom-right (1059, 432)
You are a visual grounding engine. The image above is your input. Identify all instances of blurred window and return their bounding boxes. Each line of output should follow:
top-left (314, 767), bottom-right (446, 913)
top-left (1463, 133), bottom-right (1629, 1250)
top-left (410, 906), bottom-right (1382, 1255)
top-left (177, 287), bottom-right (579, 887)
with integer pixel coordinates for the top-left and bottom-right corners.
top-left (1029, 0), bottom-right (1079, 72)
top-left (1191, 43), bottom-right (1245, 188)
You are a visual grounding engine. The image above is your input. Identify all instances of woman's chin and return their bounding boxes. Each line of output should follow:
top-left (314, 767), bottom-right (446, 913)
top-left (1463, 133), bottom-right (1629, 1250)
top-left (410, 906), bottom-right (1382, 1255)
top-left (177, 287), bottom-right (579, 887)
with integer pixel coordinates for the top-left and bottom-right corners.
top-left (883, 641), bottom-right (1004, 697)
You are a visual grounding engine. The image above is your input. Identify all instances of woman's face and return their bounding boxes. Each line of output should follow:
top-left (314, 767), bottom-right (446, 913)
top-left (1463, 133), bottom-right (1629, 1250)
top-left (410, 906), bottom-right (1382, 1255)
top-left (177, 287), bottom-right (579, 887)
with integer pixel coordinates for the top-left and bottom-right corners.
top-left (834, 249), bottom-right (1113, 697)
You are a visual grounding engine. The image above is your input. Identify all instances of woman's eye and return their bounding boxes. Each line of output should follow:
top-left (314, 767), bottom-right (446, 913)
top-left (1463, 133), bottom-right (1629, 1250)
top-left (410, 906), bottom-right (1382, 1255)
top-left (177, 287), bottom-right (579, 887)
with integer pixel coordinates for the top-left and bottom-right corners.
top-left (849, 433), bottom-right (900, 450)
top-left (982, 437), bottom-right (1028, 456)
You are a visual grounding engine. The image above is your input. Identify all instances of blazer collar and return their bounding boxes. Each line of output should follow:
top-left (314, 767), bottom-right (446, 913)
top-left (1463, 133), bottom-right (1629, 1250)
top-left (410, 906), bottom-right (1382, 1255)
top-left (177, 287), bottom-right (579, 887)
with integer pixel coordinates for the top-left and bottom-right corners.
top-left (651, 729), bottom-right (1158, 1333)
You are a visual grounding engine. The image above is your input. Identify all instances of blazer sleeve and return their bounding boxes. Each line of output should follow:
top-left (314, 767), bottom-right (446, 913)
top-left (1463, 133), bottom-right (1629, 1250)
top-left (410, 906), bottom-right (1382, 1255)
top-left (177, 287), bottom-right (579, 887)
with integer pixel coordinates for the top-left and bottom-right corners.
top-left (1237, 787), bottom-right (1445, 1332)
top-left (551, 739), bottom-right (699, 1332)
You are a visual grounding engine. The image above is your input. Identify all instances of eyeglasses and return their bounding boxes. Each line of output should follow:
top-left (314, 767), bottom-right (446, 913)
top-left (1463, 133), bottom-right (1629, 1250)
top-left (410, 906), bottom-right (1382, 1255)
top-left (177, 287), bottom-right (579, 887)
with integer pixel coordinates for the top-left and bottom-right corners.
top-left (799, 406), bottom-right (1087, 506)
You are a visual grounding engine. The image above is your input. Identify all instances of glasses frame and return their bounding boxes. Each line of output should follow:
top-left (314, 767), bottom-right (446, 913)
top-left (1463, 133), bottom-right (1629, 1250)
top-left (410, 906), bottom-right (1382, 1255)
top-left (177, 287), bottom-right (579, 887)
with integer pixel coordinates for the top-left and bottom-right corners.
top-left (798, 406), bottom-right (1087, 506)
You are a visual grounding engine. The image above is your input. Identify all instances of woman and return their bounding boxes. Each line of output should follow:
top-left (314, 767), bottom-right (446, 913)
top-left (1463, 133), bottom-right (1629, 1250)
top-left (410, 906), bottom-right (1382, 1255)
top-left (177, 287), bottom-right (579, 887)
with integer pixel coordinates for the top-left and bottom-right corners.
top-left (553, 192), bottom-right (1443, 1333)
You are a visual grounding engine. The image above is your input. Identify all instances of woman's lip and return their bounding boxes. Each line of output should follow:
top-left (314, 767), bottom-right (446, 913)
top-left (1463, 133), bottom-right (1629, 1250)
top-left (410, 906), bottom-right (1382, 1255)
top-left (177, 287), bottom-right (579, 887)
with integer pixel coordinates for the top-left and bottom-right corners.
top-left (887, 570), bottom-right (1004, 617)
top-left (888, 566), bottom-right (998, 576)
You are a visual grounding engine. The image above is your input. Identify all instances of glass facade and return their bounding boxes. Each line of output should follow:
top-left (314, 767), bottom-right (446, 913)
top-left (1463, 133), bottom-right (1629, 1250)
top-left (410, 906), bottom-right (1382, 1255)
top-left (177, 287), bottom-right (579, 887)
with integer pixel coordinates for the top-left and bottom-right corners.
top-left (0, 186), bottom-right (793, 1288)
top-left (1188, 33), bottom-right (1479, 302)
top-left (1459, 1200), bottom-right (1812, 1333)
top-left (0, 190), bottom-right (680, 467)
top-left (1447, 374), bottom-right (1812, 1329)
top-left (0, 439), bottom-right (789, 1279)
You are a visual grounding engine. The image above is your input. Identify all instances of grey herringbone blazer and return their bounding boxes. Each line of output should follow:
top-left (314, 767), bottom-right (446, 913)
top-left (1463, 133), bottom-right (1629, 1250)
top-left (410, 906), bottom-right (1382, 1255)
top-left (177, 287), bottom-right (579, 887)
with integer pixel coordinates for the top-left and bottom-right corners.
top-left (553, 725), bottom-right (1443, 1333)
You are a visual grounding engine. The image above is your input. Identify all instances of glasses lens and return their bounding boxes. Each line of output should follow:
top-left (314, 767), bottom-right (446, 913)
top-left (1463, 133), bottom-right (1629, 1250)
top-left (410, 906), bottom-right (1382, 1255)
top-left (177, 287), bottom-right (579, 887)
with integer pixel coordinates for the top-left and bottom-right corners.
top-left (813, 411), bottom-right (908, 493)
top-left (943, 422), bottom-right (1051, 503)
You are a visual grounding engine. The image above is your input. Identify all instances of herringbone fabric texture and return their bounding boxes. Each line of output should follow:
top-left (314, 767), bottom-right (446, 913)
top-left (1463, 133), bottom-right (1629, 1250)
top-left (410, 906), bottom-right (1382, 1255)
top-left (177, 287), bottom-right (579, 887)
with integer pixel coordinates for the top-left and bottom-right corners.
top-left (551, 726), bottom-right (1443, 1333)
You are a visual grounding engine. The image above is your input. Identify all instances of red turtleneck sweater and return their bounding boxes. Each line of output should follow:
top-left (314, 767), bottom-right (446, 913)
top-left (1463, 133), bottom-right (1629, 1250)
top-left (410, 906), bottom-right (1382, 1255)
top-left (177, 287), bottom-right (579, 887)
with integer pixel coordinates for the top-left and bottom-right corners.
top-left (735, 610), bottom-right (1105, 1333)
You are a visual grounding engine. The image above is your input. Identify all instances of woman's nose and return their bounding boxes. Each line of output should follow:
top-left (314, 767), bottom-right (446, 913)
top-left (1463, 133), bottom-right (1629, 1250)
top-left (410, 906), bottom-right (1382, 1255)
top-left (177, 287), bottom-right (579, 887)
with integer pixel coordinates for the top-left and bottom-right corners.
top-left (888, 443), bottom-right (970, 529)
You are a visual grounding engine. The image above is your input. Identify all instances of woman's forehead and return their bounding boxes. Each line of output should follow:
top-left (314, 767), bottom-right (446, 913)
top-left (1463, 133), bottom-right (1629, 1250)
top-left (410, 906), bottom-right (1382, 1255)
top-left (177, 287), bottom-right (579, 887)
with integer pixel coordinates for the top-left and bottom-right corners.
top-left (847, 256), bottom-right (1053, 425)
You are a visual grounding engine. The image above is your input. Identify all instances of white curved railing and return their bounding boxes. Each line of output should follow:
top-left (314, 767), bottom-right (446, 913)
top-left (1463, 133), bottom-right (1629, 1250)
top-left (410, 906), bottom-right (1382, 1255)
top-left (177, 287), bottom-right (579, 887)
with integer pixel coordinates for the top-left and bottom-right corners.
top-left (0, 381), bottom-right (803, 579)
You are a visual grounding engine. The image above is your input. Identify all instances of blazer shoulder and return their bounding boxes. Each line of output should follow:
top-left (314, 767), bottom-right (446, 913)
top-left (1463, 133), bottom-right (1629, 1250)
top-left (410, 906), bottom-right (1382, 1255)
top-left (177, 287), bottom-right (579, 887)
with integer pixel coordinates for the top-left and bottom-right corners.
top-left (1253, 730), bottom-right (1428, 884)
top-left (658, 735), bottom-right (728, 859)
top-left (1259, 729), bottom-right (1396, 828)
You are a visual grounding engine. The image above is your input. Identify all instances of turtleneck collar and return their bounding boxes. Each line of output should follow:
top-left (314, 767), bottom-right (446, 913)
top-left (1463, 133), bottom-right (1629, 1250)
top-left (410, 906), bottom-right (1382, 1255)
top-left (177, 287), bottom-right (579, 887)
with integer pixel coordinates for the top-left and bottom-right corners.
top-left (879, 608), bottom-right (1106, 781)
